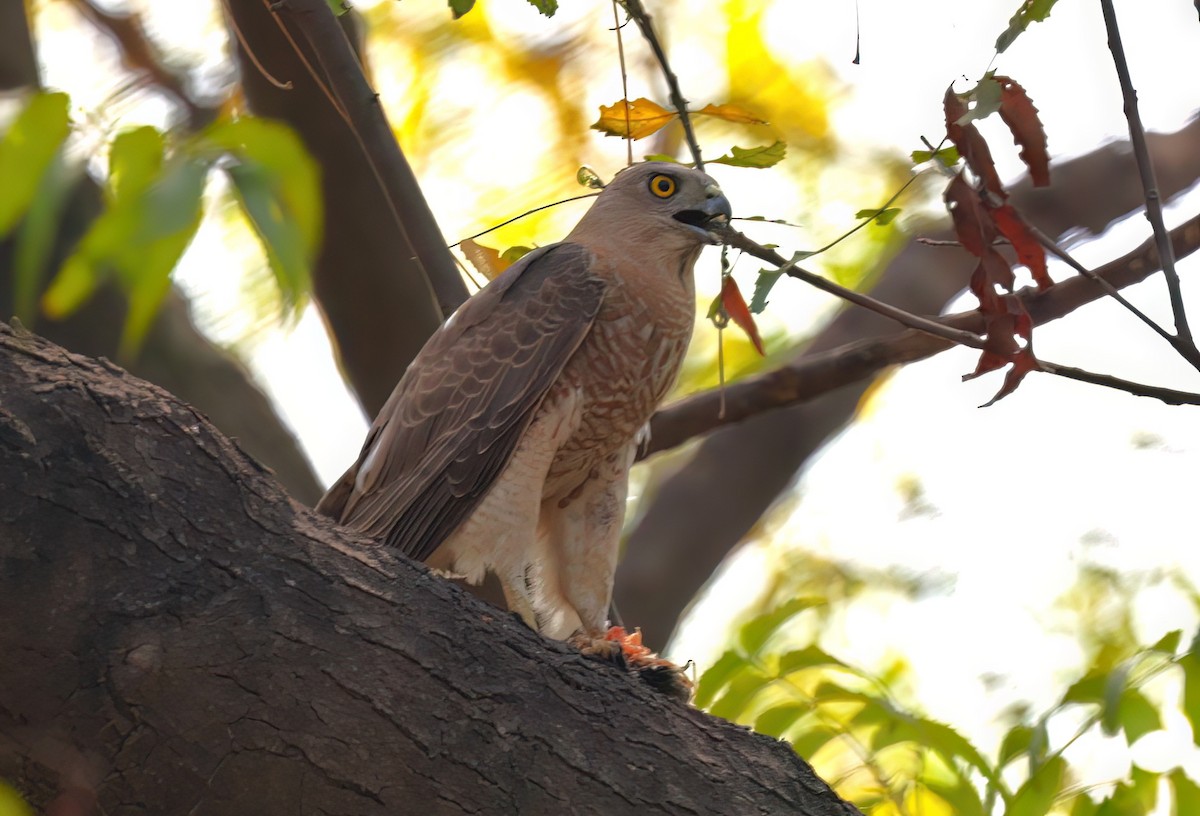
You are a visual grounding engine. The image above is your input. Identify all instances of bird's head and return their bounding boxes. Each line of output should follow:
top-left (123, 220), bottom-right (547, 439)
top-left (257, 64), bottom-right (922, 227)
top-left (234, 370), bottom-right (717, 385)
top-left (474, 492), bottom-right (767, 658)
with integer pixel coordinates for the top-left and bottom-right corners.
top-left (570, 162), bottom-right (733, 248)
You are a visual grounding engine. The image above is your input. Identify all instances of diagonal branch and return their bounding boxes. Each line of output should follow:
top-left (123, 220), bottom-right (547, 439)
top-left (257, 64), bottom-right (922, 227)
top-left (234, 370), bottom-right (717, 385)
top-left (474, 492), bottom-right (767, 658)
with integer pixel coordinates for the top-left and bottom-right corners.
top-left (644, 211), bottom-right (1200, 457)
top-left (712, 223), bottom-right (989, 350)
top-left (265, 0), bottom-right (468, 319)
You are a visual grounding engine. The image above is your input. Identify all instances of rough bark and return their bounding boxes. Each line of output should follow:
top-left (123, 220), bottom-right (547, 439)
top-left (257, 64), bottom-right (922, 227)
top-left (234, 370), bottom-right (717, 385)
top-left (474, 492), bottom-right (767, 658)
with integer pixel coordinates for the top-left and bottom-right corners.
top-left (618, 118), bottom-right (1200, 649)
top-left (0, 321), bottom-right (860, 816)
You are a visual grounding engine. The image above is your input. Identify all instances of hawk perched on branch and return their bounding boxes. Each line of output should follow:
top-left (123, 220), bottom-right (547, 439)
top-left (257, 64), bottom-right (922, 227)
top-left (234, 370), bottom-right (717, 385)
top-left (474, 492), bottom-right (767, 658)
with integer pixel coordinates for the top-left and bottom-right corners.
top-left (318, 161), bottom-right (731, 674)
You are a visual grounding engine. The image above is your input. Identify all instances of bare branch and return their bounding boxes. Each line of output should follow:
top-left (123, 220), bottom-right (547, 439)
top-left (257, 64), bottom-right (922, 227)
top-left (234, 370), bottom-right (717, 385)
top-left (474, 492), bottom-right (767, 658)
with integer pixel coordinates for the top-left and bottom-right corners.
top-left (1039, 360), bottom-right (1200, 405)
top-left (1099, 0), bottom-right (1193, 348)
top-left (712, 223), bottom-right (989, 350)
top-left (644, 211), bottom-right (1200, 457)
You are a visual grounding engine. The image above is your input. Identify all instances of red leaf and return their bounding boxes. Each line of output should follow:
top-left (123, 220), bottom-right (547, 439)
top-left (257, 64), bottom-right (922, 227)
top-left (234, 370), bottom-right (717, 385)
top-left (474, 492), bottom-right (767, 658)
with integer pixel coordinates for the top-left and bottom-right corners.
top-left (944, 87), bottom-right (1005, 198)
top-left (963, 294), bottom-right (1039, 404)
top-left (969, 249), bottom-right (1015, 313)
top-left (990, 204), bottom-right (1051, 289)
top-left (944, 172), bottom-right (997, 257)
top-left (995, 76), bottom-right (1050, 187)
top-left (982, 348), bottom-right (1041, 406)
top-left (721, 275), bottom-right (765, 356)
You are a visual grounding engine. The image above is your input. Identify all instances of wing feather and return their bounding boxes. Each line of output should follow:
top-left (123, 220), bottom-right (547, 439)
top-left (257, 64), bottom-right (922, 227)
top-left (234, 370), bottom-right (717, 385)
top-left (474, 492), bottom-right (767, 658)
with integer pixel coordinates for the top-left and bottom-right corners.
top-left (317, 243), bottom-right (605, 562)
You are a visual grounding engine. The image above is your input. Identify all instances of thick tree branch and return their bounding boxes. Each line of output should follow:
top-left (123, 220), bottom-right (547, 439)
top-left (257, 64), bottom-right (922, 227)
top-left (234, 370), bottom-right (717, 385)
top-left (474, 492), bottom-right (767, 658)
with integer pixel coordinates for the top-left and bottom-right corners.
top-left (227, 0), bottom-right (463, 417)
top-left (0, 321), bottom-right (860, 816)
top-left (266, 0), bottom-right (468, 319)
top-left (644, 211), bottom-right (1200, 456)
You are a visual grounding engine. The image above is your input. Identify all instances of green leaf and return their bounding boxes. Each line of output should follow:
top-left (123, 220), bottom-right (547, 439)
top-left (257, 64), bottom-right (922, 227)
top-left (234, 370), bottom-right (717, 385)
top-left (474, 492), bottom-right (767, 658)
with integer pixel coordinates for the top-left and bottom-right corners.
top-left (748, 251), bottom-right (813, 314)
top-left (694, 650), bottom-right (745, 709)
top-left (737, 597), bottom-right (821, 656)
top-left (325, 0), bottom-right (350, 15)
top-left (1101, 666), bottom-right (1130, 737)
top-left (924, 776), bottom-right (985, 816)
top-left (955, 75), bottom-right (1003, 126)
top-left (996, 0), bottom-right (1060, 53)
top-left (1179, 645), bottom-right (1200, 746)
top-left (12, 152), bottom-right (74, 322)
top-left (1069, 792), bottom-right (1099, 816)
top-left (1063, 670), bottom-right (1106, 706)
top-left (708, 667), bottom-right (772, 721)
top-left (911, 146), bottom-right (959, 166)
top-left (754, 703), bottom-right (808, 737)
top-left (448, 0), bottom-right (475, 18)
top-left (226, 161), bottom-right (309, 316)
top-left (1008, 755), bottom-right (1066, 816)
top-left (501, 246), bottom-right (533, 264)
top-left (1118, 689), bottom-right (1162, 743)
top-left (1150, 629), bottom-right (1182, 654)
top-left (777, 645), bottom-right (846, 675)
top-left (854, 207), bottom-right (901, 226)
top-left (789, 726), bottom-right (838, 759)
top-left (526, 0), bottom-right (557, 16)
top-left (204, 117), bottom-right (321, 317)
top-left (643, 153), bottom-right (684, 164)
top-left (998, 724), bottom-right (1033, 767)
top-left (109, 126), bottom-right (167, 202)
top-left (1171, 769), bottom-right (1200, 815)
top-left (709, 141), bottom-right (787, 169)
top-left (0, 91), bottom-right (71, 237)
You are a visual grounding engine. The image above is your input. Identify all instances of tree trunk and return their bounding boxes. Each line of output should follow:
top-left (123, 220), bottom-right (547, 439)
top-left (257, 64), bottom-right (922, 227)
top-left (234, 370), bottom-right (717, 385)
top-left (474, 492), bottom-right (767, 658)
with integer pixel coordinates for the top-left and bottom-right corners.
top-left (0, 321), bottom-right (859, 816)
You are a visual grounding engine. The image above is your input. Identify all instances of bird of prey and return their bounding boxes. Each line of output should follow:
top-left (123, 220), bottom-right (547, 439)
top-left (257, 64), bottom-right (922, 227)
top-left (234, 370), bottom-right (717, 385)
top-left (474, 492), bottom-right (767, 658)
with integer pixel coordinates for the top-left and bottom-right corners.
top-left (318, 161), bottom-right (731, 662)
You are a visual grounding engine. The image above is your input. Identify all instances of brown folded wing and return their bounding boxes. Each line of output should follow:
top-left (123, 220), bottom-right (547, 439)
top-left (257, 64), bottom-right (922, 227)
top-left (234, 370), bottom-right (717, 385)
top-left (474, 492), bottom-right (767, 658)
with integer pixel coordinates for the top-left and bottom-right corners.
top-left (317, 242), bottom-right (606, 562)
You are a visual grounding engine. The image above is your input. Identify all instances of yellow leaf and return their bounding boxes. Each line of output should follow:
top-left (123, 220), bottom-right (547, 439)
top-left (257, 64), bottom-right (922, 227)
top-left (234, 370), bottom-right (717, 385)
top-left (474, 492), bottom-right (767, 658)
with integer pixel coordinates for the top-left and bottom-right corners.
top-left (460, 238), bottom-right (509, 280)
top-left (591, 98), bottom-right (675, 140)
top-left (695, 102), bottom-right (767, 126)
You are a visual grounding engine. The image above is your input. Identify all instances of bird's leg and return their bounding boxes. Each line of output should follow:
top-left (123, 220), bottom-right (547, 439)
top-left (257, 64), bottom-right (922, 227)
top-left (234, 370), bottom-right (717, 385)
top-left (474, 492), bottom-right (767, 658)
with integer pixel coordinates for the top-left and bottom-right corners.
top-left (498, 566), bottom-right (539, 632)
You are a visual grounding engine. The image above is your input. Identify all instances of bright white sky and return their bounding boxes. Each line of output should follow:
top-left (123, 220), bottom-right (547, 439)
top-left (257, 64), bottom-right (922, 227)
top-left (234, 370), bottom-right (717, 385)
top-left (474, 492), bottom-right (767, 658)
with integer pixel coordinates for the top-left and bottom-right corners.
top-left (30, 0), bottom-right (1200, 804)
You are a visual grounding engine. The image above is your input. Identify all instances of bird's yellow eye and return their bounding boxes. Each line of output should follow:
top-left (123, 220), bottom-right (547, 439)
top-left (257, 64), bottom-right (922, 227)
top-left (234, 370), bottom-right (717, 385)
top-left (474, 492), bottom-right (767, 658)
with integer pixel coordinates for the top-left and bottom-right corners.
top-left (649, 174), bottom-right (676, 198)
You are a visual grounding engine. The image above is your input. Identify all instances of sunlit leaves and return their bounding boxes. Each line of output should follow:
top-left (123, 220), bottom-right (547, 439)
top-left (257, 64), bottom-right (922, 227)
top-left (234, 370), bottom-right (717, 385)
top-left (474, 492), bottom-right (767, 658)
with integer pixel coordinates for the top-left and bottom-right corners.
top-left (996, 0), bottom-right (1060, 53)
top-left (460, 238), bottom-right (510, 280)
top-left (36, 114), bottom-right (321, 358)
top-left (206, 117), bottom-right (321, 317)
top-left (44, 126), bottom-right (209, 356)
top-left (709, 141), bottom-right (786, 169)
top-left (592, 98), bottom-right (676, 140)
top-left (591, 97), bottom-right (770, 141)
top-left (694, 102), bottom-right (767, 126)
top-left (0, 91), bottom-right (71, 237)
top-left (1180, 638), bottom-right (1200, 746)
top-left (1008, 756), bottom-right (1065, 816)
top-left (911, 145), bottom-right (959, 167)
top-left (525, 0), bottom-right (558, 16)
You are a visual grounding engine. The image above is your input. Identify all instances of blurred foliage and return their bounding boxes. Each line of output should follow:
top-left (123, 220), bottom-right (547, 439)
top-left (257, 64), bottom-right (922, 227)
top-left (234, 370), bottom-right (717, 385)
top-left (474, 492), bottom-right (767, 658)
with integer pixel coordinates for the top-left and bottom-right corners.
top-left (697, 556), bottom-right (1200, 816)
top-left (0, 90), bottom-right (320, 358)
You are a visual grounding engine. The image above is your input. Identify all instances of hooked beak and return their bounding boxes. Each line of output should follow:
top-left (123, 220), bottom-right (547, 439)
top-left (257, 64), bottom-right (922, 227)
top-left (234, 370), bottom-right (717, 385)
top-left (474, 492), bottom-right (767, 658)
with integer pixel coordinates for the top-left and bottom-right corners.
top-left (672, 183), bottom-right (732, 244)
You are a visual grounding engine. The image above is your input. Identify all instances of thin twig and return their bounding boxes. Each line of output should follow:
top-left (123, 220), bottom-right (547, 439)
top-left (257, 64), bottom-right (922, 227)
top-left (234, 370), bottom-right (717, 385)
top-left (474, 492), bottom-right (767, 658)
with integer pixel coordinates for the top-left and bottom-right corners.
top-left (1039, 360), bottom-right (1200, 405)
top-left (620, 0), bottom-right (704, 168)
top-left (712, 223), bottom-right (988, 350)
top-left (1099, 0), bottom-right (1193, 346)
top-left (611, 1), bottom-right (633, 167)
top-left (222, 0), bottom-right (293, 91)
top-left (1025, 221), bottom-right (1179, 346)
top-left (448, 192), bottom-right (601, 248)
